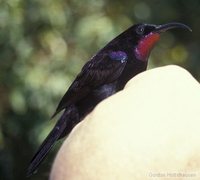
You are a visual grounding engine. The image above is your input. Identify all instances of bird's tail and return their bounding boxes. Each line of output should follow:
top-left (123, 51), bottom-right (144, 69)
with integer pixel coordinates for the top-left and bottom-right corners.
top-left (26, 106), bottom-right (79, 177)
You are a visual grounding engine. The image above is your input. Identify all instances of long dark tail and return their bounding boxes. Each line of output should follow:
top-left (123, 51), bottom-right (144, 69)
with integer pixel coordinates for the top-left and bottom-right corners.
top-left (26, 106), bottom-right (79, 177)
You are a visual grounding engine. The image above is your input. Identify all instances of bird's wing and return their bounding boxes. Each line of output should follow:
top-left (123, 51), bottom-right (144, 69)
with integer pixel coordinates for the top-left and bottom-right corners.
top-left (52, 51), bottom-right (128, 118)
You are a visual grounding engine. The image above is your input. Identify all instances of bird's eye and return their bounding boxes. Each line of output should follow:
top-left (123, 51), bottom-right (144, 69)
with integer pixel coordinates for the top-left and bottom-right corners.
top-left (136, 25), bottom-right (145, 35)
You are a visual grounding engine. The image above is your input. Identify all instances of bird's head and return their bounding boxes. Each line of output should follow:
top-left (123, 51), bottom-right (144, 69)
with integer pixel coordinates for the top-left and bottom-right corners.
top-left (132, 22), bottom-right (192, 61)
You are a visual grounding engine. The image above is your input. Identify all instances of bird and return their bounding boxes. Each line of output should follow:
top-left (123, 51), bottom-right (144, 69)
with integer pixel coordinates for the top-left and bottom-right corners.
top-left (27, 22), bottom-right (191, 176)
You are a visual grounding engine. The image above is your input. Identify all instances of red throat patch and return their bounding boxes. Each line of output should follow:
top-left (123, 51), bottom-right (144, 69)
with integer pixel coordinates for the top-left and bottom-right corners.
top-left (135, 33), bottom-right (160, 61)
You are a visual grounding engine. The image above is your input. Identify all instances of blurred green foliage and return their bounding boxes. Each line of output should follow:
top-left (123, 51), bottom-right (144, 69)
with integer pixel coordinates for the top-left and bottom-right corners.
top-left (0, 0), bottom-right (199, 179)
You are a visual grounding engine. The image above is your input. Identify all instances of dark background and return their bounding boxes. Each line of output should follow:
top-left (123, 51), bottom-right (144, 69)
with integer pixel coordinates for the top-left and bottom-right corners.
top-left (0, 0), bottom-right (200, 179)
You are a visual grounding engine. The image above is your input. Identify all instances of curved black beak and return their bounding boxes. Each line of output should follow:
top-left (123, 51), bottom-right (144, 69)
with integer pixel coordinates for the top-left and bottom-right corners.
top-left (155, 22), bottom-right (192, 33)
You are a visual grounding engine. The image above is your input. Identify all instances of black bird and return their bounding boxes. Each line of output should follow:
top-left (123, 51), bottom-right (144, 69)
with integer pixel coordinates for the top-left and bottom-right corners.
top-left (27, 22), bottom-right (191, 176)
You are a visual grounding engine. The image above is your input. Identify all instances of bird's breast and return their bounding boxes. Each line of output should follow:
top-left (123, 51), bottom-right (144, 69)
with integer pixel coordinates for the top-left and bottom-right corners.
top-left (117, 59), bottom-right (147, 90)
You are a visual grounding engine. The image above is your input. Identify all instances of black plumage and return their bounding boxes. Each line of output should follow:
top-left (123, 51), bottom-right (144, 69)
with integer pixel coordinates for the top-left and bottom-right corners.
top-left (27, 22), bottom-right (191, 176)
